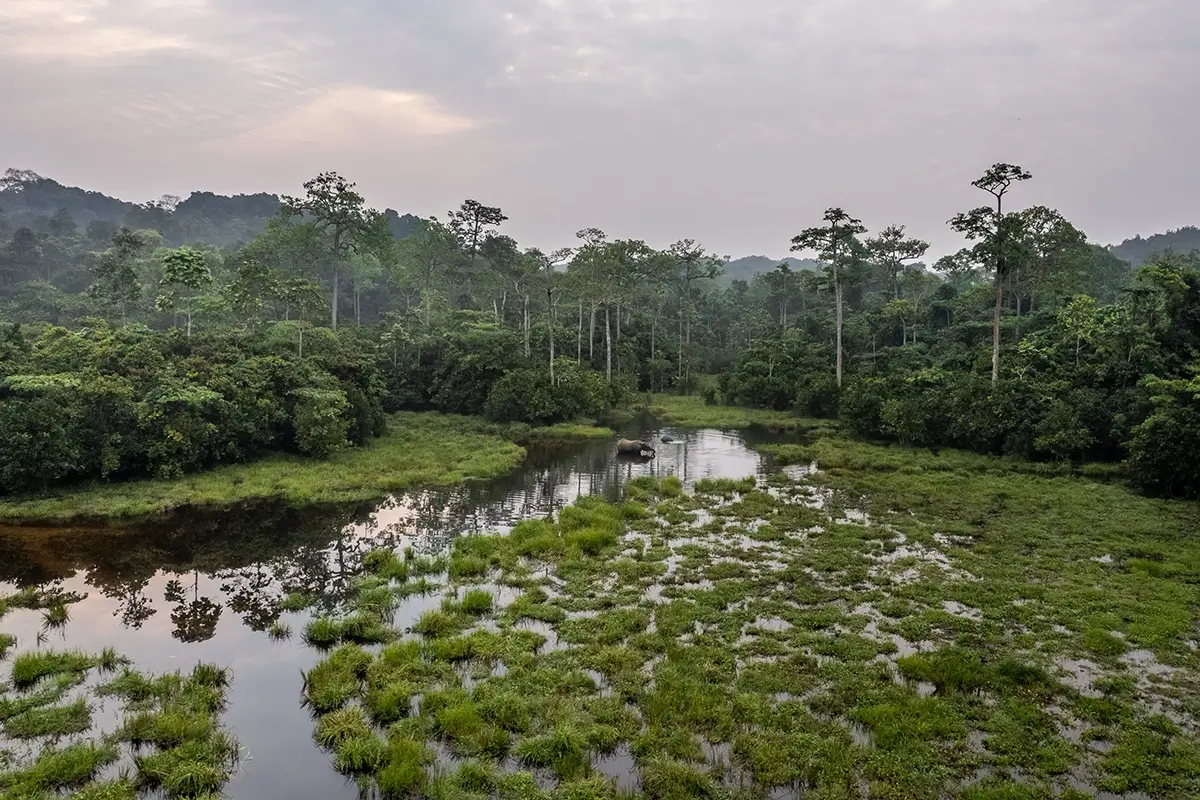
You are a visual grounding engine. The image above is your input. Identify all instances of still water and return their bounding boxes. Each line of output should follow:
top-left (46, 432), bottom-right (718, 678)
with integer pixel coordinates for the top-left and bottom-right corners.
top-left (0, 422), bottom-right (793, 799)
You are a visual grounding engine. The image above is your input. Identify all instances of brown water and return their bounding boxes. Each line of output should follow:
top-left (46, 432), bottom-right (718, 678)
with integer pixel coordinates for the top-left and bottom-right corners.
top-left (0, 421), bottom-right (794, 800)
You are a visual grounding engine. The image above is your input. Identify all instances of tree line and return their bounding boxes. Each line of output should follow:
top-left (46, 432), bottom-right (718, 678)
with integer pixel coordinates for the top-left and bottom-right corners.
top-left (0, 164), bottom-right (1197, 498)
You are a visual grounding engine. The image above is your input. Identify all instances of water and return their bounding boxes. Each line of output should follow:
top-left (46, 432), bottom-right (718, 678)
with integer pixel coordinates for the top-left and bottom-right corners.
top-left (0, 421), bottom-right (792, 800)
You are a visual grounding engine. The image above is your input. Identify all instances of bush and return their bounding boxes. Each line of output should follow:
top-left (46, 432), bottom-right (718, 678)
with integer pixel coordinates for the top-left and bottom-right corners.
top-left (1127, 376), bottom-right (1200, 498)
top-left (291, 388), bottom-right (351, 458)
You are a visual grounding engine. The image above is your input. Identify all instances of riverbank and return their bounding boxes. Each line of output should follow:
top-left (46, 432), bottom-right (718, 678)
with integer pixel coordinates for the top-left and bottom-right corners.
top-left (0, 413), bottom-right (611, 524)
top-left (636, 393), bottom-right (836, 434)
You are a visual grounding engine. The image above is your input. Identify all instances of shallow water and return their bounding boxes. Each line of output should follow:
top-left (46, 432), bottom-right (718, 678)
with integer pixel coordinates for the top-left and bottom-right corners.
top-left (0, 421), bottom-right (794, 800)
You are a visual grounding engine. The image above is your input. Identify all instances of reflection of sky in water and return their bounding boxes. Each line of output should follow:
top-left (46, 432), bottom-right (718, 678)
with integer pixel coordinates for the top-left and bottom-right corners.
top-left (0, 425), bottom-right (786, 800)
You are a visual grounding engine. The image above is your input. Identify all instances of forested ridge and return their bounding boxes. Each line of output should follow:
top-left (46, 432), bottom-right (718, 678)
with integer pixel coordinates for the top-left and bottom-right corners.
top-left (0, 164), bottom-right (1197, 499)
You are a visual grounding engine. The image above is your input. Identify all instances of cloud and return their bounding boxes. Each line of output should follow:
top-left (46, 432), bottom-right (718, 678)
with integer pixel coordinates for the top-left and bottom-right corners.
top-left (213, 86), bottom-right (476, 152)
top-left (1, 0), bottom-right (1197, 255)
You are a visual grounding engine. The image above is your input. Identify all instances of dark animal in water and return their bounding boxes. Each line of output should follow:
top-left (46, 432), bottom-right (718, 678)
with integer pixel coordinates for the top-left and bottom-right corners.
top-left (617, 438), bottom-right (656, 457)
top-left (661, 435), bottom-right (675, 444)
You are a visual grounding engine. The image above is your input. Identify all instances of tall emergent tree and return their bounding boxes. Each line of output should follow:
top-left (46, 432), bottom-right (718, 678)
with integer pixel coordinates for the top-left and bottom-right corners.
top-left (281, 172), bottom-right (372, 331)
top-left (867, 225), bottom-right (930, 299)
top-left (156, 246), bottom-right (212, 337)
top-left (447, 200), bottom-right (507, 305)
top-left (791, 208), bottom-right (867, 387)
top-left (950, 163), bottom-right (1032, 383)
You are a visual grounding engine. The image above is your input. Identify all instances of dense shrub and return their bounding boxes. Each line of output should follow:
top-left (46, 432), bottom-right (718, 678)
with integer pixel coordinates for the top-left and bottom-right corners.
top-left (1127, 376), bottom-right (1200, 498)
top-left (292, 389), bottom-right (351, 458)
top-left (485, 361), bottom-right (608, 425)
top-left (0, 325), bottom-right (387, 494)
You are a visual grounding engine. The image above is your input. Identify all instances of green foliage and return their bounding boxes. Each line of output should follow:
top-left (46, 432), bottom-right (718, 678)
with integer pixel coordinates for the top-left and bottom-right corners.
top-left (291, 388), bottom-right (351, 457)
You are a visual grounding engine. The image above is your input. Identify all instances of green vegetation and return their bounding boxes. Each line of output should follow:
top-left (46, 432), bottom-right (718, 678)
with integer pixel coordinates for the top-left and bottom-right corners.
top-left (0, 412), bottom-right (526, 521)
top-left (637, 393), bottom-right (833, 434)
top-left (286, 452), bottom-right (1200, 798)
top-left (4, 165), bottom-right (1198, 503)
top-left (0, 647), bottom-right (239, 798)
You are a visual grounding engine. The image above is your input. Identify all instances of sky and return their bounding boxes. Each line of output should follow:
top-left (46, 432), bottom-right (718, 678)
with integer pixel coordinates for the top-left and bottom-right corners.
top-left (1, 0), bottom-right (1197, 259)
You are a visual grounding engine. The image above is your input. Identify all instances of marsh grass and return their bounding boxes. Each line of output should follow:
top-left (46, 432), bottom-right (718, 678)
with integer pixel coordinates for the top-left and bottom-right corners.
top-left (1, 697), bottom-right (92, 739)
top-left (637, 393), bottom-right (832, 433)
top-left (10, 649), bottom-right (96, 689)
top-left (284, 442), bottom-right (1200, 799)
top-left (0, 654), bottom-right (238, 799)
top-left (266, 620), bottom-right (292, 641)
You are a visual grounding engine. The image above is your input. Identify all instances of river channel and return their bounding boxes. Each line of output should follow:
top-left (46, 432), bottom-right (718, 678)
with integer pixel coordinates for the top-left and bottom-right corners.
top-left (0, 420), bottom-right (797, 800)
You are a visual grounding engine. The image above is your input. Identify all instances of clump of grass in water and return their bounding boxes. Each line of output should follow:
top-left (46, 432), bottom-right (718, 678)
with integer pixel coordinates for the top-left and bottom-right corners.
top-left (135, 730), bottom-right (240, 797)
top-left (41, 602), bottom-right (70, 628)
top-left (460, 589), bottom-right (494, 616)
top-left (303, 616), bottom-right (342, 648)
top-left (70, 778), bottom-right (138, 800)
top-left (2, 697), bottom-right (92, 739)
top-left (376, 737), bottom-right (431, 796)
top-left (266, 620), bottom-right (291, 641)
top-left (303, 646), bottom-right (370, 714)
top-left (7, 740), bottom-right (120, 791)
top-left (412, 609), bottom-right (468, 639)
top-left (278, 591), bottom-right (313, 612)
top-left (10, 648), bottom-right (97, 689)
top-left (0, 632), bottom-right (15, 660)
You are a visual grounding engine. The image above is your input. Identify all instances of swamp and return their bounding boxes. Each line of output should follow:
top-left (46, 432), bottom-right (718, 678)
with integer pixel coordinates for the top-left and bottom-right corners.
top-left (2, 413), bottom-right (1198, 800)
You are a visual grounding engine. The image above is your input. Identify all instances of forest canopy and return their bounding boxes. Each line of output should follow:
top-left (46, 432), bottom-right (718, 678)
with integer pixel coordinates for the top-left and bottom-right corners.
top-left (1, 165), bottom-right (1197, 499)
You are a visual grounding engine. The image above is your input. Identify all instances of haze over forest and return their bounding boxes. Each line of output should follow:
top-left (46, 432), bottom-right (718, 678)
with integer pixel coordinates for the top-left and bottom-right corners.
top-left (2, 169), bottom-right (1197, 280)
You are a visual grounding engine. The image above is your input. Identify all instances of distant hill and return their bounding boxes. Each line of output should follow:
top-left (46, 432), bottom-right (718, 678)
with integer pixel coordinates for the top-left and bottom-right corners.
top-left (0, 168), bottom-right (422, 249)
top-left (1109, 226), bottom-right (1200, 267)
top-left (722, 255), bottom-right (821, 283)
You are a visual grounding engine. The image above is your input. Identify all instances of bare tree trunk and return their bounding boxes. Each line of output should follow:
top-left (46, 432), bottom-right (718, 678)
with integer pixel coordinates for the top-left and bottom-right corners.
top-left (588, 305), bottom-right (596, 361)
top-left (991, 275), bottom-right (1003, 383)
top-left (331, 266), bottom-right (339, 331)
top-left (523, 294), bottom-right (530, 359)
top-left (548, 289), bottom-right (556, 386)
top-left (354, 282), bottom-right (361, 325)
top-left (605, 305), bottom-right (612, 382)
top-left (834, 269), bottom-right (844, 388)
top-left (577, 301), bottom-right (583, 361)
top-left (992, 195), bottom-right (1004, 384)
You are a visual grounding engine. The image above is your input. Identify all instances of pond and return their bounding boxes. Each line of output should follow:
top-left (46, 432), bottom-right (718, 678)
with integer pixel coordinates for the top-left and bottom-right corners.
top-left (0, 420), bottom-right (795, 800)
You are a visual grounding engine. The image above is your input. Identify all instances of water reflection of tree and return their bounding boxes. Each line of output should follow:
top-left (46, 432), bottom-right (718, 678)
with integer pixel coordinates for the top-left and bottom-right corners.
top-left (102, 576), bottom-right (158, 629)
top-left (0, 429), bottom-right (777, 637)
top-left (167, 572), bottom-right (222, 644)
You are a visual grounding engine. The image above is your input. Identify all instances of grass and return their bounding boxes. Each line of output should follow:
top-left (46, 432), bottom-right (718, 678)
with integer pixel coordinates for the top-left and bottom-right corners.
top-left (266, 620), bottom-right (292, 641)
top-left (10, 649), bottom-right (96, 689)
top-left (282, 432), bottom-right (1200, 800)
top-left (0, 411), bottom-right (528, 522)
top-left (512, 422), bottom-right (615, 442)
top-left (2, 697), bottom-right (92, 739)
top-left (636, 393), bottom-right (833, 433)
top-left (0, 651), bottom-right (239, 798)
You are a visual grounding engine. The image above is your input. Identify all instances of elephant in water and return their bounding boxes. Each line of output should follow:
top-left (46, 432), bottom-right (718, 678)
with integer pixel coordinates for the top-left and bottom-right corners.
top-left (617, 438), bottom-right (656, 457)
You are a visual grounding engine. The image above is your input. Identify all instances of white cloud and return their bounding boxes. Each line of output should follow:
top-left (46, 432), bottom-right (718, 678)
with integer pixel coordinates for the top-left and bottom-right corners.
top-left (212, 86), bottom-right (476, 153)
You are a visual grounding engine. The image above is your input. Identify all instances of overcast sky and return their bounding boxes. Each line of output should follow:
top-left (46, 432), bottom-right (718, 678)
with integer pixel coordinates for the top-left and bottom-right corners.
top-left (2, 0), bottom-right (1197, 258)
